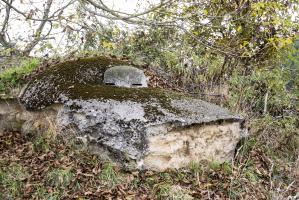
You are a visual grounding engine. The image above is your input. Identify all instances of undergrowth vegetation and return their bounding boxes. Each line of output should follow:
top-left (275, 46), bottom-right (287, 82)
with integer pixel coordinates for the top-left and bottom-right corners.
top-left (0, 131), bottom-right (297, 199)
top-left (0, 58), bottom-right (39, 95)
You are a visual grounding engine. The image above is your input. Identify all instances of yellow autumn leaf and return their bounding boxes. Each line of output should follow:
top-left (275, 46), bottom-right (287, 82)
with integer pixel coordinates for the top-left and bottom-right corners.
top-left (193, 31), bottom-right (200, 36)
top-left (237, 26), bottom-right (242, 32)
top-left (102, 41), bottom-right (115, 49)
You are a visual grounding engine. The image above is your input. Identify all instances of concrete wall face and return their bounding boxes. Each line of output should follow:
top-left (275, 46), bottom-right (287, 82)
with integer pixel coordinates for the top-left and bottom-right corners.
top-left (0, 99), bottom-right (244, 171)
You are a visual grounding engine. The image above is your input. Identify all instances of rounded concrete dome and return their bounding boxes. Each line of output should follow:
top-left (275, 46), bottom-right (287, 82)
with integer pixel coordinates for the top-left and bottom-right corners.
top-left (104, 65), bottom-right (148, 88)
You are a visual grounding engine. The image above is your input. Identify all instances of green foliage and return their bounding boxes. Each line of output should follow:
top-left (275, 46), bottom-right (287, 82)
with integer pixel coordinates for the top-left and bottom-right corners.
top-left (0, 58), bottom-right (39, 94)
top-left (47, 169), bottom-right (74, 188)
top-left (181, 0), bottom-right (298, 58)
top-left (251, 115), bottom-right (298, 160)
top-left (0, 163), bottom-right (28, 198)
top-left (229, 43), bottom-right (298, 115)
top-left (153, 183), bottom-right (193, 200)
top-left (222, 162), bottom-right (233, 175)
top-left (237, 137), bottom-right (258, 158)
top-left (244, 168), bottom-right (259, 183)
top-left (209, 161), bottom-right (222, 171)
top-left (188, 162), bottom-right (202, 174)
top-left (33, 135), bottom-right (51, 153)
top-left (153, 183), bottom-right (172, 199)
top-left (34, 185), bottom-right (60, 200)
top-left (100, 162), bottom-right (122, 187)
top-left (229, 67), bottom-right (291, 114)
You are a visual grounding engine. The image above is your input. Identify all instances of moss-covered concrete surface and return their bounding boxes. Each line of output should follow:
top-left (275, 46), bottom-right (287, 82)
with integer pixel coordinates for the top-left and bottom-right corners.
top-left (18, 55), bottom-right (242, 124)
top-left (19, 56), bottom-right (129, 110)
top-left (18, 55), bottom-right (239, 119)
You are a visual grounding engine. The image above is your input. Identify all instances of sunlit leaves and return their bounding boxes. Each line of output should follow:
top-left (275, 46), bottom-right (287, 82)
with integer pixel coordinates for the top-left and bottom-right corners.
top-left (154, 0), bottom-right (299, 61)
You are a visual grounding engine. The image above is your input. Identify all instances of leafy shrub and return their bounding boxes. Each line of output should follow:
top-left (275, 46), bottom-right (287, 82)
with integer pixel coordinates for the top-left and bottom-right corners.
top-left (251, 115), bottom-right (298, 160)
top-left (228, 41), bottom-right (298, 116)
top-left (33, 135), bottom-right (51, 153)
top-left (229, 64), bottom-right (297, 116)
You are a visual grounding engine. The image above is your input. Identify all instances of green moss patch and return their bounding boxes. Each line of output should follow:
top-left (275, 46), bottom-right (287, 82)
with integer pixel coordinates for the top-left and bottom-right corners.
top-left (20, 55), bottom-right (189, 112)
top-left (66, 84), bottom-right (183, 102)
top-left (20, 56), bottom-right (131, 110)
top-left (64, 84), bottom-right (187, 115)
top-left (31, 56), bottom-right (128, 82)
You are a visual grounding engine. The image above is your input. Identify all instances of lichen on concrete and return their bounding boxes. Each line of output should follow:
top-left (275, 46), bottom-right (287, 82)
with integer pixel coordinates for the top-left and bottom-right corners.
top-left (55, 88), bottom-right (243, 170)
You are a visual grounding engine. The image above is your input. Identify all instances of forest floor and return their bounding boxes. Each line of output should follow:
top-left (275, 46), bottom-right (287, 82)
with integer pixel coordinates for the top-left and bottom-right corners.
top-left (0, 131), bottom-right (298, 200)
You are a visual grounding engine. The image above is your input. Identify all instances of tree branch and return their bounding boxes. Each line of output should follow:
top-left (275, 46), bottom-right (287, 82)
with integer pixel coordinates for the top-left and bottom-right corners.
top-left (22, 0), bottom-right (53, 55)
top-left (81, 0), bottom-right (244, 57)
top-left (82, 4), bottom-right (177, 26)
top-left (0, 0), bottom-right (58, 21)
top-left (1, 0), bottom-right (11, 33)
top-left (84, 0), bottom-right (173, 20)
top-left (49, 0), bottom-right (76, 19)
top-left (0, 0), bottom-right (18, 54)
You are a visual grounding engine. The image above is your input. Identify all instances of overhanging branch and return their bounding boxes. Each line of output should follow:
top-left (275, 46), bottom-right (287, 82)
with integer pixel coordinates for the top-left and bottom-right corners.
top-left (84, 0), bottom-right (173, 20)
top-left (22, 0), bottom-right (53, 55)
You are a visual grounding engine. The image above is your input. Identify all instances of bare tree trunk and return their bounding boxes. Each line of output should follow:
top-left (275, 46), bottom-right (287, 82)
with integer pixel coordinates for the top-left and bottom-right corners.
top-left (0, 0), bottom-right (19, 55)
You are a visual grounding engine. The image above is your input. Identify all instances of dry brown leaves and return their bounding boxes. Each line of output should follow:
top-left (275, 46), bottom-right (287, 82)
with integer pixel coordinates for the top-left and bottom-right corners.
top-left (0, 131), bottom-right (297, 200)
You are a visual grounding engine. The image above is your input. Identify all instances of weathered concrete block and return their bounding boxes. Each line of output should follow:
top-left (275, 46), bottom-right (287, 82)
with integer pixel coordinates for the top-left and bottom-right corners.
top-left (0, 98), bottom-right (60, 137)
top-left (56, 89), bottom-right (245, 171)
top-left (143, 122), bottom-right (241, 170)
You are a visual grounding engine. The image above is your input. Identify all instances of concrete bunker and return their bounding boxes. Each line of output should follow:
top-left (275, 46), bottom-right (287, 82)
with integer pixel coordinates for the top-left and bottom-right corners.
top-left (10, 56), bottom-right (246, 171)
